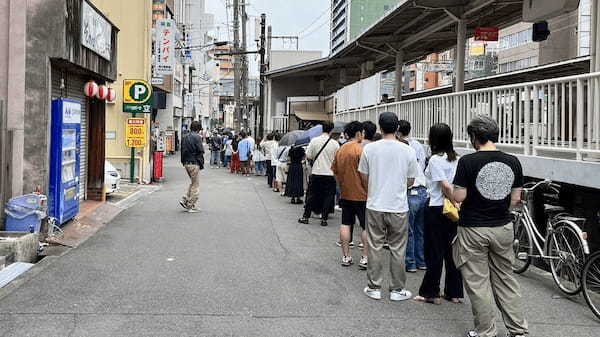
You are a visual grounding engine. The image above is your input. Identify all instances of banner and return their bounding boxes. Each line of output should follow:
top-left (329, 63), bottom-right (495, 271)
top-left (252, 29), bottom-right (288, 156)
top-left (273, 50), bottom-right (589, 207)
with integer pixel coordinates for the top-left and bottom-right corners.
top-left (155, 19), bottom-right (176, 76)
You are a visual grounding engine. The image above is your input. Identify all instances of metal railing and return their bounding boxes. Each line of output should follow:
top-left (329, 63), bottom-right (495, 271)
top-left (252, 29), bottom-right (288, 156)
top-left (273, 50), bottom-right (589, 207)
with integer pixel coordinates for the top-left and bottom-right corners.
top-left (336, 72), bottom-right (600, 161)
top-left (271, 115), bottom-right (289, 134)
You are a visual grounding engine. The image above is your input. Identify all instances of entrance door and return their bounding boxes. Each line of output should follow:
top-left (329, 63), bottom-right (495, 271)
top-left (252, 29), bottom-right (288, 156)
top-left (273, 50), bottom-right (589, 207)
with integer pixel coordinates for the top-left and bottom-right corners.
top-left (86, 98), bottom-right (106, 201)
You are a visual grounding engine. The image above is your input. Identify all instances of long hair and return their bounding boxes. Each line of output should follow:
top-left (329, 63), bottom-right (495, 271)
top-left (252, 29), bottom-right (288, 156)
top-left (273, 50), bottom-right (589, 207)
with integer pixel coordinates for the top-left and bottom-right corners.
top-left (428, 123), bottom-right (457, 162)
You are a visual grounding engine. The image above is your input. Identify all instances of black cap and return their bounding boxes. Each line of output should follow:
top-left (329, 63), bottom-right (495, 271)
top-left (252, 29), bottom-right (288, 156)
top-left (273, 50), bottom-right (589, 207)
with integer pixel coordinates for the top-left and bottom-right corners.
top-left (378, 112), bottom-right (399, 134)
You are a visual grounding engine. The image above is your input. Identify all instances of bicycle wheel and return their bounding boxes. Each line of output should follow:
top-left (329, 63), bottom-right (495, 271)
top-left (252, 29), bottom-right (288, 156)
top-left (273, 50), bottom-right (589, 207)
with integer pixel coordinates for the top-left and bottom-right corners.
top-left (513, 217), bottom-right (532, 274)
top-left (582, 251), bottom-right (600, 321)
top-left (548, 222), bottom-right (586, 295)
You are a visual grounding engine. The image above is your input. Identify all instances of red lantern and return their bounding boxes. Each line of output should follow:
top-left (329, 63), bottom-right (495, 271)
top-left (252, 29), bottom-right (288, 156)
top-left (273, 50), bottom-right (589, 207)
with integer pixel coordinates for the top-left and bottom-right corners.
top-left (84, 80), bottom-right (98, 98)
top-left (97, 85), bottom-right (109, 100)
top-left (107, 87), bottom-right (116, 103)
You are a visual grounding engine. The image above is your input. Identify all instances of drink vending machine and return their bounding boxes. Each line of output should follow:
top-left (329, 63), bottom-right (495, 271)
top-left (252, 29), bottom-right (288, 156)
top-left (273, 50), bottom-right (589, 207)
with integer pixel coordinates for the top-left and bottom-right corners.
top-left (48, 99), bottom-right (82, 225)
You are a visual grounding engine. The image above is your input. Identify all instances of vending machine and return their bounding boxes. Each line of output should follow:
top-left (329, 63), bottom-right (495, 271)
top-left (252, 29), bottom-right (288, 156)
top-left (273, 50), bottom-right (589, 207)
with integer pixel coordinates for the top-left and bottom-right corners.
top-left (48, 99), bottom-right (82, 225)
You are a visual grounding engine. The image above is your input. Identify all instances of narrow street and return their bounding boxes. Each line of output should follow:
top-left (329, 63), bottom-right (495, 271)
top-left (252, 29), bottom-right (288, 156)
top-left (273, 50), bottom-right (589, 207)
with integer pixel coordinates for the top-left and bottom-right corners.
top-left (0, 156), bottom-right (598, 337)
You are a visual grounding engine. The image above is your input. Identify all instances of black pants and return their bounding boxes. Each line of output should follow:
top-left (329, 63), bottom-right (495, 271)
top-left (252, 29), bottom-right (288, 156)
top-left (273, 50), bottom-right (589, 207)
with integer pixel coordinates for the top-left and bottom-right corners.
top-left (418, 206), bottom-right (463, 299)
top-left (303, 175), bottom-right (336, 221)
top-left (266, 160), bottom-right (273, 186)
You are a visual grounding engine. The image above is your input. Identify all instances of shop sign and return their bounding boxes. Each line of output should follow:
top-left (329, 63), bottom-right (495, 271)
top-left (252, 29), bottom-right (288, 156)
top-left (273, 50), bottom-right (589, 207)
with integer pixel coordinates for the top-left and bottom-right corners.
top-left (126, 118), bottom-right (147, 148)
top-left (123, 79), bottom-right (153, 113)
top-left (474, 27), bottom-right (499, 41)
top-left (151, 77), bottom-right (164, 85)
top-left (155, 19), bottom-right (176, 76)
top-left (81, 1), bottom-right (112, 60)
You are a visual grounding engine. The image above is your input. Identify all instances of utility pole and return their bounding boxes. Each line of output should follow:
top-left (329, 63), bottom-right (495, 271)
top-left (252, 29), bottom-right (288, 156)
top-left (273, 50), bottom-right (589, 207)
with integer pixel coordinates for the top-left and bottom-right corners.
top-left (241, 1), bottom-right (248, 131)
top-left (232, 0), bottom-right (241, 130)
top-left (258, 13), bottom-right (266, 138)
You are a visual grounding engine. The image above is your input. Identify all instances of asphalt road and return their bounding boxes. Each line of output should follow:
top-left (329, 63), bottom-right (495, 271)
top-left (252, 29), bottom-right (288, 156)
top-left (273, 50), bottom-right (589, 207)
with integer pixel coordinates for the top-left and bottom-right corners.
top-left (0, 156), bottom-right (598, 337)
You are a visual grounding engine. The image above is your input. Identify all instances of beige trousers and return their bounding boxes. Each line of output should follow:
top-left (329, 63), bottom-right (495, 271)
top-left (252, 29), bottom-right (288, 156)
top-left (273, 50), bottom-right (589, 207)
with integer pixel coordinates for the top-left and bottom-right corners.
top-left (453, 223), bottom-right (528, 337)
top-left (366, 209), bottom-right (409, 291)
top-left (183, 164), bottom-right (200, 208)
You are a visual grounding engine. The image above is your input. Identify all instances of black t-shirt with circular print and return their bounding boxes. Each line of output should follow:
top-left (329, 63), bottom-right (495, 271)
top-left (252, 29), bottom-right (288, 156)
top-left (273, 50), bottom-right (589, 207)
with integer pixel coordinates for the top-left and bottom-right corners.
top-left (453, 150), bottom-right (524, 227)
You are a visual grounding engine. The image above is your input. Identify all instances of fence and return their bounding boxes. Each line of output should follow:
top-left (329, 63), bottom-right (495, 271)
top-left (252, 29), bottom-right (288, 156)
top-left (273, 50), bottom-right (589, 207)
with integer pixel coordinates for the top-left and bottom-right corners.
top-left (336, 72), bottom-right (600, 161)
top-left (271, 115), bottom-right (289, 134)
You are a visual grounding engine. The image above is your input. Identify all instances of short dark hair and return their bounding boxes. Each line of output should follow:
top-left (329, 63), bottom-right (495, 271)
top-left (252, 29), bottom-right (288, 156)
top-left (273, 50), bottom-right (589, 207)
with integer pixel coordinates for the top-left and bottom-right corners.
top-left (321, 121), bottom-right (334, 133)
top-left (378, 112), bottom-right (398, 134)
top-left (467, 115), bottom-right (499, 145)
top-left (398, 120), bottom-right (411, 136)
top-left (266, 133), bottom-right (274, 141)
top-left (429, 123), bottom-right (457, 162)
top-left (344, 121), bottom-right (364, 139)
top-left (240, 131), bottom-right (247, 138)
top-left (362, 121), bottom-right (376, 140)
top-left (372, 132), bottom-right (382, 141)
top-left (274, 132), bottom-right (281, 141)
top-left (190, 121), bottom-right (202, 132)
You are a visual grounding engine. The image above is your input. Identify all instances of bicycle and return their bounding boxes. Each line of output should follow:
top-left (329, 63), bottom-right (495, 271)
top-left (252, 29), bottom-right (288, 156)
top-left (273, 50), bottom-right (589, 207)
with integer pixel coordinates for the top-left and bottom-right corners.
top-left (512, 180), bottom-right (590, 295)
top-left (582, 250), bottom-right (600, 320)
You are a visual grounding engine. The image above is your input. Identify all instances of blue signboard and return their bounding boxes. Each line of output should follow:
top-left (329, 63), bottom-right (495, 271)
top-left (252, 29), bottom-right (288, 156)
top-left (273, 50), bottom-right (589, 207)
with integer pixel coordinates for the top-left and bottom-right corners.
top-left (48, 99), bottom-right (81, 225)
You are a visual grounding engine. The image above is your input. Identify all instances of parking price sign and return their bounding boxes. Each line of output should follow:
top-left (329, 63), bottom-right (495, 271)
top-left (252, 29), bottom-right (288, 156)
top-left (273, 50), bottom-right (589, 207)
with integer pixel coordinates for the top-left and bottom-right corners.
top-left (123, 79), bottom-right (153, 113)
top-left (126, 118), bottom-right (147, 148)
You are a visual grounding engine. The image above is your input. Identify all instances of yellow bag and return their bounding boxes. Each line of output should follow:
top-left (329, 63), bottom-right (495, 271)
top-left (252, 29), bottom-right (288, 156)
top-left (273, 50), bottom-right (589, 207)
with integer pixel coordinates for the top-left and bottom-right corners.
top-left (443, 199), bottom-right (460, 222)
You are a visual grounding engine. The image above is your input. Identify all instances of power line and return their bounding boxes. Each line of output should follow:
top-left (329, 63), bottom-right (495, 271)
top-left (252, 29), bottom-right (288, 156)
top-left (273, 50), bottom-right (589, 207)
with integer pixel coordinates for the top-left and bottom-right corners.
top-left (296, 5), bottom-right (331, 36)
top-left (299, 16), bottom-right (329, 39)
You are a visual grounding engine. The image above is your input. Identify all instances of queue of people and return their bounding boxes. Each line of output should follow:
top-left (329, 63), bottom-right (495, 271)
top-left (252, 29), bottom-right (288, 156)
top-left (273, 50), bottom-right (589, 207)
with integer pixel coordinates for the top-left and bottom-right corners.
top-left (189, 113), bottom-right (527, 337)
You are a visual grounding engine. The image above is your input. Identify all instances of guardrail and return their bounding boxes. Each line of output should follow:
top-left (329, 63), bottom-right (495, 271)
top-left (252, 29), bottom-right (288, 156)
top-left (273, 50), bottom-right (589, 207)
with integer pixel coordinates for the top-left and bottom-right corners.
top-left (271, 115), bottom-right (289, 134)
top-left (336, 72), bottom-right (600, 161)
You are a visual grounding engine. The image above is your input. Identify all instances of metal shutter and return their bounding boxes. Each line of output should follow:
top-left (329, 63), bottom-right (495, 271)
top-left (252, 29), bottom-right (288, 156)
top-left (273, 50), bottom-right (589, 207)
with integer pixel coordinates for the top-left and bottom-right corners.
top-left (51, 68), bottom-right (88, 201)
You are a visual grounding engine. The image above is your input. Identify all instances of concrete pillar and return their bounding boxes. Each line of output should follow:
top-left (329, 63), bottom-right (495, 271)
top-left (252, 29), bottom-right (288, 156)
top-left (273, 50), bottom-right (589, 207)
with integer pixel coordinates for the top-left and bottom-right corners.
top-left (394, 50), bottom-right (405, 102)
top-left (360, 63), bottom-right (368, 79)
top-left (455, 19), bottom-right (467, 92)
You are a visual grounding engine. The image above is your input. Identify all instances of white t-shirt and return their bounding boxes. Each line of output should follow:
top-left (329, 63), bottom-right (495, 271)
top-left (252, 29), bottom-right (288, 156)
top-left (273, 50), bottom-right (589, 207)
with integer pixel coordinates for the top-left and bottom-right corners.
top-left (358, 139), bottom-right (419, 213)
top-left (408, 138), bottom-right (427, 188)
top-left (425, 153), bottom-right (459, 207)
top-left (306, 134), bottom-right (339, 176)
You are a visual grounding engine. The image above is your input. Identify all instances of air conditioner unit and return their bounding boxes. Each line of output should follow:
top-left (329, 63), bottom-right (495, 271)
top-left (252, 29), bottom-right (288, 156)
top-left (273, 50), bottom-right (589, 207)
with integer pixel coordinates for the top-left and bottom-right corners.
top-left (523, 0), bottom-right (580, 22)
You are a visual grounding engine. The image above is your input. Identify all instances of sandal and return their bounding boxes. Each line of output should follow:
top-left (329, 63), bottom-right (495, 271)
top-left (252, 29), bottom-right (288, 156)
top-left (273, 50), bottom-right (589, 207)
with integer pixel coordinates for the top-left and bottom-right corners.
top-left (413, 296), bottom-right (442, 305)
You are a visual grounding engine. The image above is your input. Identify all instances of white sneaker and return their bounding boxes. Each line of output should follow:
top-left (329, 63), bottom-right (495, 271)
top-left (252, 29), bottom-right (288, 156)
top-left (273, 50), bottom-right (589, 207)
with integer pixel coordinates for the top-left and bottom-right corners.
top-left (363, 287), bottom-right (382, 300)
top-left (358, 256), bottom-right (368, 270)
top-left (341, 256), bottom-right (353, 267)
top-left (390, 289), bottom-right (412, 301)
top-left (187, 208), bottom-right (201, 213)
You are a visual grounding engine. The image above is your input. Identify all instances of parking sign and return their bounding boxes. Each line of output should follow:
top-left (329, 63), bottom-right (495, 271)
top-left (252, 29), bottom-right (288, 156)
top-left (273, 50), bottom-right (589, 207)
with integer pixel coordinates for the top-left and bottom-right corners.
top-left (123, 79), bottom-right (153, 113)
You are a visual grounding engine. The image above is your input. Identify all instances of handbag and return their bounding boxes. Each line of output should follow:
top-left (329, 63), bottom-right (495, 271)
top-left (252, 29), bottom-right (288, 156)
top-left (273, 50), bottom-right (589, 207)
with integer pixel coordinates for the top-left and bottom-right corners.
top-left (308, 137), bottom-right (332, 166)
top-left (443, 199), bottom-right (460, 222)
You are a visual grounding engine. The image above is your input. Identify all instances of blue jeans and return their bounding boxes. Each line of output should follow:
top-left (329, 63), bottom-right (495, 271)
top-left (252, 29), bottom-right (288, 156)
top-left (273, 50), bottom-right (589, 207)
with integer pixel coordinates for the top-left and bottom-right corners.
top-left (255, 161), bottom-right (265, 174)
top-left (406, 186), bottom-right (428, 270)
top-left (223, 155), bottom-right (231, 168)
top-left (210, 151), bottom-right (221, 166)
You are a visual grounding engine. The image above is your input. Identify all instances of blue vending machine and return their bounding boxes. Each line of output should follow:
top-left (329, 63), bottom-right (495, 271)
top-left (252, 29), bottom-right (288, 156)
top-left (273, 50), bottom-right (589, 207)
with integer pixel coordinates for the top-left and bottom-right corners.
top-left (48, 99), bottom-right (82, 225)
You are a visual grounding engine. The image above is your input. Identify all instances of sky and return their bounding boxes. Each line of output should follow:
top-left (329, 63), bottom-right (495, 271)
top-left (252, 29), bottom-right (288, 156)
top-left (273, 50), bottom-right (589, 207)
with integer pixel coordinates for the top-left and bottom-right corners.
top-left (205, 0), bottom-right (331, 75)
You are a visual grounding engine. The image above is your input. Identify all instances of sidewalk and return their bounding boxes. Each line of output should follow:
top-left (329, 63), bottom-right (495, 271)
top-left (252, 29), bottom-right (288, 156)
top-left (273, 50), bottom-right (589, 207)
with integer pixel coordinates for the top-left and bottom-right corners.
top-left (0, 156), bottom-right (597, 337)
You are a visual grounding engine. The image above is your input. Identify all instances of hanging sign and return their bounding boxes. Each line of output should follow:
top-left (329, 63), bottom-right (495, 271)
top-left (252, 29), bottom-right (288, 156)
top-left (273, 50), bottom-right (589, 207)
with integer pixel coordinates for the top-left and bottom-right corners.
top-left (126, 118), bottom-right (147, 148)
top-left (474, 27), bottom-right (499, 41)
top-left (123, 79), bottom-right (153, 113)
top-left (81, 1), bottom-right (112, 60)
top-left (154, 19), bottom-right (176, 76)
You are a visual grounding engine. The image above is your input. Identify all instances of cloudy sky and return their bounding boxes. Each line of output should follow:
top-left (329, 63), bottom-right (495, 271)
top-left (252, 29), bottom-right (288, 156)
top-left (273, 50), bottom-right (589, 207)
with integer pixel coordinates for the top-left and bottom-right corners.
top-left (205, 0), bottom-right (331, 66)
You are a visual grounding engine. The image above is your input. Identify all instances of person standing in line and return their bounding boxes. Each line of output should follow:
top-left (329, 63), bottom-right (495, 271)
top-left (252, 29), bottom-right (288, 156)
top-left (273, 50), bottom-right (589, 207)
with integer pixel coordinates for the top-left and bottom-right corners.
top-left (332, 121), bottom-right (368, 269)
top-left (209, 132), bottom-right (222, 169)
top-left (253, 140), bottom-right (266, 176)
top-left (285, 145), bottom-right (306, 204)
top-left (238, 132), bottom-right (252, 177)
top-left (397, 120), bottom-right (428, 273)
top-left (263, 134), bottom-right (276, 186)
top-left (271, 133), bottom-right (283, 191)
top-left (274, 143), bottom-right (290, 195)
top-left (180, 121), bottom-right (205, 213)
top-left (452, 115), bottom-right (527, 337)
top-left (230, 134), bottom-right (241, 174)
top-left (223, 135), bottom-right (233, 169)
top-left (414, 123), bottom-right (463, 305)
top-left (298, 121), bottom-right (340, 227)
top-left (358, 112), bottom-right (418, 301)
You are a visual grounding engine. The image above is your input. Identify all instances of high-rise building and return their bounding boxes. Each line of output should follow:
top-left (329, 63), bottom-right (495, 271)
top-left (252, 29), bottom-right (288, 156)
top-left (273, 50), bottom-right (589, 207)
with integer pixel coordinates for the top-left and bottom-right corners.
top-left (330, 0), bottom-right (349, 55)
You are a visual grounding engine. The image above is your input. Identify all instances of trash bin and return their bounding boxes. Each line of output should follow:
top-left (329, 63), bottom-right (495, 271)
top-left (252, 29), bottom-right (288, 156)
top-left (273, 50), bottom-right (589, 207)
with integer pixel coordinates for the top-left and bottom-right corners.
top-left (4, 194), bottom-right (47, 232)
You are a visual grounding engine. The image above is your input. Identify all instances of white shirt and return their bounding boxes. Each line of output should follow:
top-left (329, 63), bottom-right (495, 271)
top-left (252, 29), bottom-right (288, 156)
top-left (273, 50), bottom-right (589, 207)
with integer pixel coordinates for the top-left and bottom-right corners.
top-left (306, 134), bottom-right (339, 176)
top-left (408, 138), bottom-right (427, 188)
top-left (425, 153), bottom-right (459, 207)
top-left (358, 139), bottom-right (419, 213)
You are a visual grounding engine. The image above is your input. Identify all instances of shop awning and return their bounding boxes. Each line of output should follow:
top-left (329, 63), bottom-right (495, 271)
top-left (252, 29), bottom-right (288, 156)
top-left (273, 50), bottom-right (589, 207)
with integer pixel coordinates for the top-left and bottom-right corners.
top-left (294, 112), bottom-right (332, 122)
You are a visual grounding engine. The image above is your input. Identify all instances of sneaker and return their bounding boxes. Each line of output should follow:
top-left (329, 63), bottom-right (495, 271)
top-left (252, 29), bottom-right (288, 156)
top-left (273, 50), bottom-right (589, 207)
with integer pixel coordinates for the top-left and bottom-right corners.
top-left (383, 243), bottom-right (390, 249)
top-left (179, 200), bottom-right (189, 210)
top-left (187, 208), bottom-right (201, 213)
top-left (418, 266), bottom-right (427, 271)
top-left (320, 220), bottom-right (328, 227)
top-left (406, 267), bottom-right (417, 273)
top-left (358, 242), bottom-right (364, 249)
top-left (390, 289), bottom-right (413, 301)
top-left (358, 256), bottom-right (368, 270)
top-left (335, 241), bottom-right (355, 248)
top-left (466, 331), bottom-right (479, 337)
top-left (363, 287), bottom-right (382, 300)
top-left (298, 218), bottom-right (309, 224)
top-left (335, 205), bottom-right (342, 212)
top-left (341, 256), bottom-right (353, 267)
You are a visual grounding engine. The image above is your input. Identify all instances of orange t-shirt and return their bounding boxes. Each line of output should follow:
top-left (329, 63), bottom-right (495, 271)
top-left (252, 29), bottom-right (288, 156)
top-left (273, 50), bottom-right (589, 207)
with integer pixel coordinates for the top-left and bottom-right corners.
top-left (331, 141), bottom-right (367, 201)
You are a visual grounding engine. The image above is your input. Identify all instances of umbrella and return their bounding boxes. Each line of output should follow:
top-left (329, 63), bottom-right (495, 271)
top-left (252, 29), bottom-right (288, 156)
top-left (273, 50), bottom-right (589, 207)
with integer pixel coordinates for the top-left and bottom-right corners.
top-left (279, 130), bottom-right (304, 146)
top-left (332, 121), bottom-right (347, 134)
top-left (294, 125), bottom-right (323, 146)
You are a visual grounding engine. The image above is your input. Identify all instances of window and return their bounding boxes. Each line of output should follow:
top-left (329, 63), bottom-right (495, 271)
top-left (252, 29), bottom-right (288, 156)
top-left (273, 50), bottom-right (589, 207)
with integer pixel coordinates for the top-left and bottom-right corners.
top-left (499, 29), bottom-right (533, 50)
top-left (498, 56), bottom-right (538, 73)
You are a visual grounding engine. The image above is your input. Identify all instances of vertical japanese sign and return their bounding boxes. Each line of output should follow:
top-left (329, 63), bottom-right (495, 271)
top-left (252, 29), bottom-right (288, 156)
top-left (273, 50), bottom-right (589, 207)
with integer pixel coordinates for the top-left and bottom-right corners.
top-left (155, 19), bottom-right (175, 76)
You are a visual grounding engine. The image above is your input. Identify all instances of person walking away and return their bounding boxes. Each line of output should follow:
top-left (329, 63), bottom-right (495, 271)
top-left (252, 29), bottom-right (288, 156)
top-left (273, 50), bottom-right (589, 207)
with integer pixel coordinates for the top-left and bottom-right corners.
top-left (230, 135), bottom-right (241, 174)
top-left (332, 121), bottom-right (369, 269)
top-left (223, 136), bottom-right (233, 169)
top-left (398, 120), bottom-right (428, 273)
top-left (253, 140), bottom-right (266, 175)
top-left (414, 123), bottom-right (463, 305)
top-left (285, 145), bottom-right (305, 204)
top-left (274, 143), bottom-right (290, 194)
top-left (180, 121), bottom-right (205, 213)
top-left (358, 112), bottom-right (419, 301)
top-left (238, 132), bottom-right (252, 177)
top-left (452, 115), bottom-right (527, 337)
top-left (298, 121), bottom-right (340, 227)
top-left (263, 134), bottom-right (276, 185)
top-left (209, 132), bottom-right (222, 169)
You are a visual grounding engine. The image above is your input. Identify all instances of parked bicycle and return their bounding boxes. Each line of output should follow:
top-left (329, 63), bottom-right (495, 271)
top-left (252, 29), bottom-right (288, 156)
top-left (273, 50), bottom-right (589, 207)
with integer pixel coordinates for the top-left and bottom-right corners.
top-left (512, 180), bottom-right (590, 295)
top-left (581, 211), bottom-right (600, 320)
